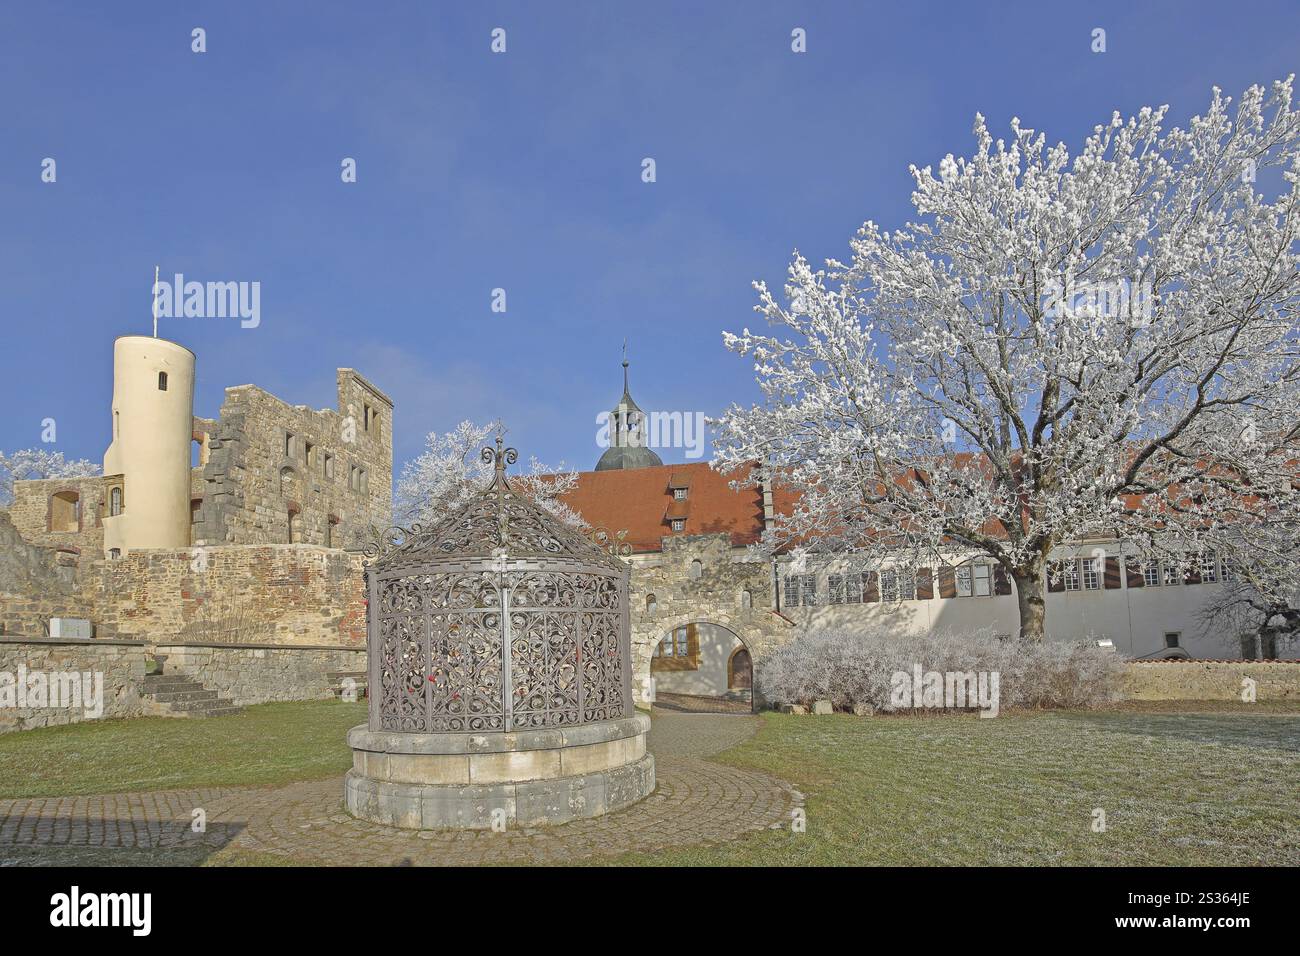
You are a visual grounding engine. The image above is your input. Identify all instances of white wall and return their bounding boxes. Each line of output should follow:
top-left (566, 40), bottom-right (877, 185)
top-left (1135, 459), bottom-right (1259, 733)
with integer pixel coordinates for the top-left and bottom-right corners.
top-left (779, 548), bottom-right (1299, 660)
top-left (651, 623), bottom-right (744, 695)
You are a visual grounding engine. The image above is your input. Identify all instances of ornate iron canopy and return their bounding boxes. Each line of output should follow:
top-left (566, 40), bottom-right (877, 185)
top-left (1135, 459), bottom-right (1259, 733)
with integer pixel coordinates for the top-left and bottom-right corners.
top-left (366, 438), bottom-right (633, 734)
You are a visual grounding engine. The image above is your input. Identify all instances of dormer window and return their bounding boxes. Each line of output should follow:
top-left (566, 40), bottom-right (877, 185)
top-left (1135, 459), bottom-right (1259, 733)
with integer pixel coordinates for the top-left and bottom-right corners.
top-left (671, 518), bottom-right (685, 532)
top-left (673, 488), bottom-right (687, 500)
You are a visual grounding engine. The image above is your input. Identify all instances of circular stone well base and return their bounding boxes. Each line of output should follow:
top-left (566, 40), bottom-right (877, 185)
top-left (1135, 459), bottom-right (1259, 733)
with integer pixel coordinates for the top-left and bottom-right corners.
top-left (345, 714), bottom-right (655, 829)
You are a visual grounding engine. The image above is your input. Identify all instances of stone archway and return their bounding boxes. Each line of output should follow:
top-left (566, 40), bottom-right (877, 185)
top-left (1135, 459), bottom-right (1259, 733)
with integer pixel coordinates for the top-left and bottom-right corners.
top-left (625, 533), bottom-right (798, 710)
top-left (647, 620), bottom-right (754, 714)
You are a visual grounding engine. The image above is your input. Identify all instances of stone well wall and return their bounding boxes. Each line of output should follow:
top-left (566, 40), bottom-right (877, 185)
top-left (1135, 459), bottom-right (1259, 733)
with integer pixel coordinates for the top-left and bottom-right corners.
top-left (0, 637), bottom-right (148, 733)
top-left (1122, 660), bottom-right (1300, 701)
top-left (155, 641), bottom-right (367, 707)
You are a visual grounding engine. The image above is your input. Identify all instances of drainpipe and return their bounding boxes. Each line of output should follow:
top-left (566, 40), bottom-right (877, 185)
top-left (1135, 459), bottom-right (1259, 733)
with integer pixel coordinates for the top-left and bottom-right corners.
top-left (772, 556), bottom-right (781, 613)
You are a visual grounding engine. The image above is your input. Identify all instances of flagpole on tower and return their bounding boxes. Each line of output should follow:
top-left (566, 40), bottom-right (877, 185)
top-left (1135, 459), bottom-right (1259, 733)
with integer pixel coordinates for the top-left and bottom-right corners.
top-left (152, 265), bottom-right (159, 337)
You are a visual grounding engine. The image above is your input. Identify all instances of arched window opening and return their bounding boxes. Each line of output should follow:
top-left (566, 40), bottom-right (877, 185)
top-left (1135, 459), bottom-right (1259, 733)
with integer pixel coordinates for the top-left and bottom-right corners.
top-left (109, 486), bottom-right (123, 517)
top-left (158, 371), bottom-right (168, 391)
top-left (50, 491), bottom-right (80, 532)
top-left (645, 593), bottom-right (657, 614)
top-left (688, 559), bottom-right (702, 581)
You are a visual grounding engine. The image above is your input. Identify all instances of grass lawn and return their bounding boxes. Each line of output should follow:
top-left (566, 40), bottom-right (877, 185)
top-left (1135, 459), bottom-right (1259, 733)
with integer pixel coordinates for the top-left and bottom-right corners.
top-left (1, 699), bottom-right (1296, 865)
top-left (610, 704), bottom-right (1300, 866)
top-left (0, 700), bottom-right (366, 798)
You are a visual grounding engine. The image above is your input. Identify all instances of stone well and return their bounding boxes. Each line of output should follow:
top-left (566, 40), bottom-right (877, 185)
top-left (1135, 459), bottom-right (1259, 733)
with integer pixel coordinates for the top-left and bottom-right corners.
top-left (345, 438), bottom-right (654, 829)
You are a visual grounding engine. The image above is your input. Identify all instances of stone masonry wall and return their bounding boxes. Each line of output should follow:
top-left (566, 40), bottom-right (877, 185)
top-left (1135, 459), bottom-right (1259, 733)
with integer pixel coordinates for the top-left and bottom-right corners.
top-left (627, 534), bottom-right (795, 706)
top-left (8, 476), bottom-right (107, 555)
top-left (89, 544), bottom-right (367, 645)
top-left (3, 503), bottom-right (367, 646)
top-left (0, 511), bottom-right (95, 637)
top-left (194, 369), bottom-right (392, 551)
top-left (154, 641), bottom-right (367, 706)
top-left (0, 637), bottom-right (147, 733)
top-left (1122, 660), bottom-right (1300, 700)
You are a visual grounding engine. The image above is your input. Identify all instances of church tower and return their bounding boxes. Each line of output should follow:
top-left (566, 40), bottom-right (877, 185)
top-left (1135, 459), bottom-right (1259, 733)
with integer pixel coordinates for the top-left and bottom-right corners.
top-left (595, 354), bottom-right (663, 471)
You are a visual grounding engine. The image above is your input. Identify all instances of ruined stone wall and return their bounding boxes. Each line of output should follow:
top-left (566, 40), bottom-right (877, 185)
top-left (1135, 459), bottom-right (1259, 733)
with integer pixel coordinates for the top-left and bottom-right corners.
top-left (8, 476), bottom-right (107, 555)
top-left (3, 502), bottom-right (366, 645)
top-left (193, 369), bottom-right (392, 550)
top-left (88, 544), bottom-right (367, 646)
top-left (0, 511), bottom-right (95, 637)
top-left (627, 534), bottom-right (795, 706)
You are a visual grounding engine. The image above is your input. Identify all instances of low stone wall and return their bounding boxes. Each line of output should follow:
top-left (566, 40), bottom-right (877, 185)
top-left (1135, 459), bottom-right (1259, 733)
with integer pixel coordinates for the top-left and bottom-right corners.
top-left (1123, 660), bottom-right (1300, 701)
top-left (0, 637), bottom-right (148, 733)
top-left (155, 641), bottom-right (367, 707)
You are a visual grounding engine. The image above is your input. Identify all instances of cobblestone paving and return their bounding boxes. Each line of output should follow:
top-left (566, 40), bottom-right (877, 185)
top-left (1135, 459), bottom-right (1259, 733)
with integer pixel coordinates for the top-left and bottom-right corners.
top-left (0, 713), bottom-right (801, 865)
top-left (653, 691), bottom-right (754, 715)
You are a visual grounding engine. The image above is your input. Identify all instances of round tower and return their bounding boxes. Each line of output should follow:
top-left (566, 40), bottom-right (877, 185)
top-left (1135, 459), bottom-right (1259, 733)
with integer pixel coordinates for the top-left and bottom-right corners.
top-left (102, 335), bottom-right (195, 555)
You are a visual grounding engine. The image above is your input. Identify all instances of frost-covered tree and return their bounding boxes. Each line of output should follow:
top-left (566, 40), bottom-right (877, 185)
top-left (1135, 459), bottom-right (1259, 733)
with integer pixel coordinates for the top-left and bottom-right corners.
top-left (0, 449), bottom-right (100, 507)
top-left (1198, 502), bottom-right (1300, 656)
top-left (715, 78), bottom-right (1300, 641)
top-left (394, 420), bottom-right (583, 529)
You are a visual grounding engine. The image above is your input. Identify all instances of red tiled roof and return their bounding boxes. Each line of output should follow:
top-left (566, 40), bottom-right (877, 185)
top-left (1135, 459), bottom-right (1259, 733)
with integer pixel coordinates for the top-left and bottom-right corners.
top-left (558, 461), bottom-right (771, 553)
top-left (558, 450), bottom-right (1286, 556)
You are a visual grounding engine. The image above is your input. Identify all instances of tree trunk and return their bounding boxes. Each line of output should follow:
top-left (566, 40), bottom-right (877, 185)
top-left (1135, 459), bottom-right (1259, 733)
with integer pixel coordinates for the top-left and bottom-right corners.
top-left (1012, 564), bottom-right (1047, 641)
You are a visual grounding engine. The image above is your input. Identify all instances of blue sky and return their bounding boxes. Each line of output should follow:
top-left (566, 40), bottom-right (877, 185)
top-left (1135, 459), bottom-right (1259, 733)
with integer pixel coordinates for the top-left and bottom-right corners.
top-left (3, 0), bottom-right (1298, 480)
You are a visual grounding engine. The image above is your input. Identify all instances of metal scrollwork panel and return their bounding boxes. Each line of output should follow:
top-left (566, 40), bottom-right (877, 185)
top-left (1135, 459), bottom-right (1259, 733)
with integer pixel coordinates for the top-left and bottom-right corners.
top-left (378, 613), bottom-right (427, 732)
top-left (428, 609), bottom-right (504, 732)
top-left (510, 609), bottom-right (581, 728)
top-left (580, 610), bottom-right (624, 722)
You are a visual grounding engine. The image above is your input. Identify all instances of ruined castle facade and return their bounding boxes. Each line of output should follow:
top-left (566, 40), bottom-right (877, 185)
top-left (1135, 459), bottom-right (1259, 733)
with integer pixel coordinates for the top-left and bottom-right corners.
top-left (192, 369), bottom-right (393, 551)
top-left (1, 336), bottom-right (389, 650)
top-left (9, 336), bottom-right (392, 558)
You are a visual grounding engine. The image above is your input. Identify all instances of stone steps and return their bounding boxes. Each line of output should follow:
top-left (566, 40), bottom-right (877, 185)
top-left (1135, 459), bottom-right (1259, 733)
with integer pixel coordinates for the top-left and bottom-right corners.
top-left (141, 673), bottom-right (243, 719)
top-left (328, 670), bottom-right (368, 700)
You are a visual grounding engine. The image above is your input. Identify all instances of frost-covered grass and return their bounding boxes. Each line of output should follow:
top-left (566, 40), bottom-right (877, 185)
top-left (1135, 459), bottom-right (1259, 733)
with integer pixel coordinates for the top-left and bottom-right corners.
top-left (0, 700), bottom-right (365, 798)
top-left (612, 704), bottom-right (1300, 866)
top-left (2, 698), bottom-right (1294, 866)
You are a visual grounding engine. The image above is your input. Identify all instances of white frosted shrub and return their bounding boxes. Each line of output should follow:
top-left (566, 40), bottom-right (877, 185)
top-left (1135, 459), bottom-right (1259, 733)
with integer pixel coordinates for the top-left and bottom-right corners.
top-left (757, 626), bottom-right (1123, 712)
